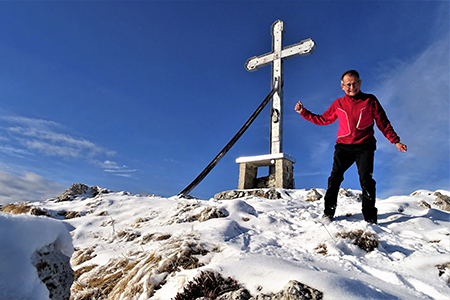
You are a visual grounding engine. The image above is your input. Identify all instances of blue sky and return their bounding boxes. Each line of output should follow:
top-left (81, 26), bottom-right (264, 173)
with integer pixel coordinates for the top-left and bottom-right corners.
top-left (0, 0), bottom-right (448, 202)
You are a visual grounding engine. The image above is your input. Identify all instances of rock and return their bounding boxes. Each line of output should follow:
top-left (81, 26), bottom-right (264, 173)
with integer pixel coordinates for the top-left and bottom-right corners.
top-left (171, 270), bottom-right (241, 300)
top-left (305, 188), bottom-right (322, 202)
top-left (194, 206), bottom-right (228, 222)
top-left (217, 288), bottom-right (252, 300)
top-left (250, 280), bottom-right (323, 300)
top-left (215, 190), bottom-right (238, 200)
top-left (264, 189), bottom-right (282, 200)
top-left (281, 280), bottom-right (323, 300)
top-left (214, 189), bottom-right (281, 200)
top-left (31, 243), bottom-right (74, 300)
top-left (56, 183), bottom-right (108, 202)
top-left (433, 192), bottom-right (450, 211)
top-left (418, 200), bottom-right (431, 209)
top-left (436, 262), bottom-right (450, 285)
top-left (339, 188), bottom-right (354, 197)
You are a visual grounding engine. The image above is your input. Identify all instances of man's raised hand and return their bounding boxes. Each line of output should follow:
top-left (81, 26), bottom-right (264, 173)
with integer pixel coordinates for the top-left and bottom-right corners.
top-left (295, 101), bottom-right (304, 114)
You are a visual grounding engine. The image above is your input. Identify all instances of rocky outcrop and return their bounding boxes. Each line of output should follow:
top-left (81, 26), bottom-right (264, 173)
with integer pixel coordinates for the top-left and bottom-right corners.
top-left (215, 189), bottom-right (282, 200)
top-left (433, 192), bottom-right (450, 211)
top-left (254, 280), bottom-right (323, 300)
top-left (436, 262), bottom-right (450, 285)
top-left (418, 200), bottom-right (432, 209)
top-left (339, 188), bottom-right (356, 198)
top-left (56, 183), bottom-right (108, 202)
top-left (305, 188), bottom-right (323, 202)
top-left (174, 270), bottom-right (322, 300)
top-left (217, 288), bottom-right (252, 300)
top-left (32, 243), bottom-right (74, 300)
top-left (193, 206), bottom-right (228, 222)
top-left (217, 280), bottom-right (323, 300)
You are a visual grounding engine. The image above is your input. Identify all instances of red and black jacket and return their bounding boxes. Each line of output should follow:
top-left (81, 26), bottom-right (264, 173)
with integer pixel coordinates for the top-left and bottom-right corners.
top-left (300, 92), bottom-right (400, 145)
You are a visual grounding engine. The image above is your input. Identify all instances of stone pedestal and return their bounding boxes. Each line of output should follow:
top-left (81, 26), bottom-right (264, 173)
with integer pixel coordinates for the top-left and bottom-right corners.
top-left (236, 153), bottom-right (295, 189)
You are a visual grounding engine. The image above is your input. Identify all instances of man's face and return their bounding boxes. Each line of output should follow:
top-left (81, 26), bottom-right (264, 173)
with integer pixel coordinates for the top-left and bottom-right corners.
top-left (341, 75), bottom-right (361, 97)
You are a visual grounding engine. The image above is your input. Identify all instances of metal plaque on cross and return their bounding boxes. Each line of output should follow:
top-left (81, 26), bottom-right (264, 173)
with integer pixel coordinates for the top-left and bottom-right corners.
top-left (245, 20), bottom-right (316, 154)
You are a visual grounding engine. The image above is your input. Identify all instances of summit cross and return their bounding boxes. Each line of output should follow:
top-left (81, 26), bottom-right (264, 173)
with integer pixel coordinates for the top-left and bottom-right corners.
top-left (245, 19), bottom-right (316, 154)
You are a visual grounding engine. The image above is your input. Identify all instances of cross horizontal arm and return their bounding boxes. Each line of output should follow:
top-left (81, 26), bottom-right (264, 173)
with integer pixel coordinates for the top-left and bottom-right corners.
top-left (244, 38), bottom-right (316, 72)
top-left (244, 53), bottom-right (276, 72)
top-left (280, 38), bottom-right (316, 60)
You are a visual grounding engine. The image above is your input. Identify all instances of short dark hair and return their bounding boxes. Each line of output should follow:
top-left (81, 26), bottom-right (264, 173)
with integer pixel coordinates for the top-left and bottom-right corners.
top-left (341, 70), bottom-right (360, 83)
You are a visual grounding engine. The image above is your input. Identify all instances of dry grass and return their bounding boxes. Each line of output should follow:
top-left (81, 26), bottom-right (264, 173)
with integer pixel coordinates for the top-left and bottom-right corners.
top-left (173, 270), bottom-right (243, 300)
top-left (71, 247), bottom-right (97, 267)
top-left (192, 207), bottom-right (227, 222)
top-left (57, 211), bottom-right (82, 219)
top-left (74, 265), bottom-right (98, 281)
top-left (141, 233), bottom-right (172, 244)
top-left (165, 202), bottom-right (201, 225)
top-left (116, 230), bottom-right (141, 242)
top-left (163, 203), bottom-right (227, 225)
top-left (70, 233), bottom-right (214, 300)
top-left (314, 243), bottom-right (328, 255)
top-left (0, 203), bottom-right (49, 216)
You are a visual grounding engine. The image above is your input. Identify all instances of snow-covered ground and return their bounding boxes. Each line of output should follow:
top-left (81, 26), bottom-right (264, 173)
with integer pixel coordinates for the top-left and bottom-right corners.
top-left (1, 187), bottom-right (449, 299)
top-left (0, 211), bottom-right (73, 299)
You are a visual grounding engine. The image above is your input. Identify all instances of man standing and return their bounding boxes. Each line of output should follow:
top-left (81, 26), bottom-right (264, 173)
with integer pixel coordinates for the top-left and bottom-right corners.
top-left (295, 70), bottom-right (407, 224)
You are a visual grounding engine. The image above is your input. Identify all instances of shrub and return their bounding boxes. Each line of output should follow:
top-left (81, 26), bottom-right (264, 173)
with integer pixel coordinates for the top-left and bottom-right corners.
top-left (173, 270), bottom-right (242, 300)
top-left (314, 243), bottom-right (328, 255)
top-left (337, 229), bottom-right (379, 252)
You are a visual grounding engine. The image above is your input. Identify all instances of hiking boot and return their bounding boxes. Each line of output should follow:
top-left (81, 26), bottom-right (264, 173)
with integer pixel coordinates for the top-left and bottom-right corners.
top-left (365, 219), bottom-right (377, 225)
top-left (321, 214), bottom-right (333, 222)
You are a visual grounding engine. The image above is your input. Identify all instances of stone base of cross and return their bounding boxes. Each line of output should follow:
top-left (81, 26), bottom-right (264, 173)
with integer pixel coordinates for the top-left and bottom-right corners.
top-left (236, 153), bottom-right (296, 189)
top-left (236, 20), bottom-right (315, 190)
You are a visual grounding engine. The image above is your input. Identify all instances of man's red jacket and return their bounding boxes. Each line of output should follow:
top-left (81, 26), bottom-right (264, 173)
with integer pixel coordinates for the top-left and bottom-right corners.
top-left (300, 92), bottom-right (400, 145)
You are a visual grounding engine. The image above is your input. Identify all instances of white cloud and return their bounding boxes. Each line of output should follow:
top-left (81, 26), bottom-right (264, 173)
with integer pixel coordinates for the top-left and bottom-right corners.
top-left (5, 122), bottom-right (111, 158)
top-left (0, 145), bottom-right (32, 157)
top-left (0, 116), bottom-right (60, 129)
top-left (90, 159), bottom-right (138, 178)
top-left (0, 171), bottom-right (65, 204)
top-left (1, 115), bottom-right (118, 159)
top-left (373, 34), bottom-right (450, 196)
top-left (0, 115), bottom-right (136, 183)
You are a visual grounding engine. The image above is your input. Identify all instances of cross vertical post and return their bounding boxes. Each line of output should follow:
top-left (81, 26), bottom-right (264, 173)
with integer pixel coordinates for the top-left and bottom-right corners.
top-left (270, 20), bottom-right (283, 155)
top-left (238, 19), bottom-right (316, 190)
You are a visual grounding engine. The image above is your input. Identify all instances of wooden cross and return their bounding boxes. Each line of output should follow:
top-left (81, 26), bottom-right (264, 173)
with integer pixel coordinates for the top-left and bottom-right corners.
top-left (245, 20), bottom-right (316, 155)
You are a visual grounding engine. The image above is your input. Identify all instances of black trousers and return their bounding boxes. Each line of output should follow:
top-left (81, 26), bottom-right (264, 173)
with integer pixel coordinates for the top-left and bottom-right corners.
top-left (324, 143), bottom-right (378, 222)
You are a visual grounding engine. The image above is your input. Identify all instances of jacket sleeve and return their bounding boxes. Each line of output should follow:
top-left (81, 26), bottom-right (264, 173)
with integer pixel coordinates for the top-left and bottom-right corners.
top-left (300, 100), bottom-right (338, 125)
top-left (372, 97), bottom-right (400, 144)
